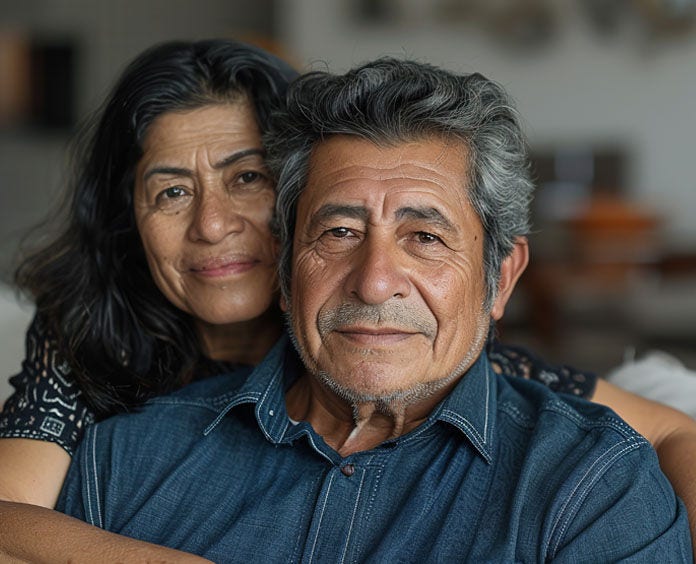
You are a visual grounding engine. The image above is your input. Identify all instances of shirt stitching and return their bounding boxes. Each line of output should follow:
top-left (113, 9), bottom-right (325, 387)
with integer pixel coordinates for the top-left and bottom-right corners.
top-left (437, 411), bottom-right (491, 463)
top-left (484, 362), bottom-right (490, 442)
top-left (307, 470), bottom-right (336, 564)
top-left (548, 437), bottom-right (646, 557)
top-left (544, 401), bottom-right (638, 437)
top-left (256, 364), bottom-right (284, 441)
top-left (85, 426), bottom-right (104, 528)
top-left (82, 429), bottom-right (94, 526)
top-left (202, 393), bottom-right (261, 436)
top-left (339, 467), bottom-right (366, 564)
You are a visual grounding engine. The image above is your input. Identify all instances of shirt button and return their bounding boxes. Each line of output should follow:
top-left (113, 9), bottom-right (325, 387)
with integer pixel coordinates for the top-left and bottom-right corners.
top-left (341, 464), bottom-right (355, 477)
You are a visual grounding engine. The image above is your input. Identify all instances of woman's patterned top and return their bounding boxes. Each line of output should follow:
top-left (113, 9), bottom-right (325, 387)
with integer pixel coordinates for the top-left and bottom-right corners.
top-left (0, 315), bottom-right (95, 455)
top-left (0, 314), bottom-right (598, 456)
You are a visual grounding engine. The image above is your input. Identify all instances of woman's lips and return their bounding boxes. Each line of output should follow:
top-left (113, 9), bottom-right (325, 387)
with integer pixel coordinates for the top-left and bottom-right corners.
top-left (189, 257), bottom-right (260, 278)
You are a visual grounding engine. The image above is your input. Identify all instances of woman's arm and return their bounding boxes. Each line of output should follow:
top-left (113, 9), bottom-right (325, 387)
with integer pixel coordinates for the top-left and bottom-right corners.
top-left (0, 312), bottom-right (212, 562)
top-left (0, 502), bottom-right (212, 563)
top-left (0, 439), bottom-right (70, 507)
top-left (593, 379), bottom-right (696, 552)
top-left (0, 439), bottom-right (211, 563)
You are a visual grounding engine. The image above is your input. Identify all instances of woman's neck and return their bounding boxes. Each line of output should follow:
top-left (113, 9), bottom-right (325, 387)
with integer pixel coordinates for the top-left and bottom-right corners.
top-left (195, 306), bottom-right (284, 365)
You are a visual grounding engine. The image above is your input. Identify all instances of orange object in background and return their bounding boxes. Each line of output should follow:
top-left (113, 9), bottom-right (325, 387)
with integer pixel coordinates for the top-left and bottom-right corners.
top-left (564, 194), bottom-right (662, 267)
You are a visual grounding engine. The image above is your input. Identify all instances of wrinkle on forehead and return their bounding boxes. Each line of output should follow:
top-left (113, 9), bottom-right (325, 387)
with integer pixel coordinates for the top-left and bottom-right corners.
top-left (302, 137), bottom-right (474, 233)
top-left (140, 99), bottom-right (260, 172)
top-left (307, 136), bottom-right (469, 188)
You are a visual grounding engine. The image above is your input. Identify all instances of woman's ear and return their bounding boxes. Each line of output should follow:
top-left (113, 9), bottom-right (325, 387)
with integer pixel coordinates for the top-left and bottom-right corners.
top-left (490, 236), bottom-right (529, 321)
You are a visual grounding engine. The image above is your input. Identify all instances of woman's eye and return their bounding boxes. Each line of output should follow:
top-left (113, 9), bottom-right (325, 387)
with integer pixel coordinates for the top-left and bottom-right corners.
top-left (158, 186), bottom-right (187, 201)
top-left (153, 185), bottom-right (191, 210)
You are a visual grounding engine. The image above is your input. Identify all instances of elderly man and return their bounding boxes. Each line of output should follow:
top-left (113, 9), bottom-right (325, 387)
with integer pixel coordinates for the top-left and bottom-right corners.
top-left (56, 59), bottom-right (690, 561)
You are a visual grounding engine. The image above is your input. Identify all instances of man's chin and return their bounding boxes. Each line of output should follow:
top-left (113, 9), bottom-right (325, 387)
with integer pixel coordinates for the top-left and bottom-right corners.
top-left (316, 369), bottom-right (449, 408)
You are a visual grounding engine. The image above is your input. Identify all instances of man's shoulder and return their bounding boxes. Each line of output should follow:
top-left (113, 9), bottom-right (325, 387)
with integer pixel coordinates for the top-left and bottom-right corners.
top-left (148, 366), bottom-right (255, 410)
top-left (488, 373), bottom-right (689, 559)
top-left (496, 371), bottom-right (645, 445)
top-left (87, 367), bottom-right (255, 442)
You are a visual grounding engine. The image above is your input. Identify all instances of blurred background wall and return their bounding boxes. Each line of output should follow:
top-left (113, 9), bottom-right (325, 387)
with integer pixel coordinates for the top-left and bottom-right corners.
top-left (2, 0), bottom-right (695, 402)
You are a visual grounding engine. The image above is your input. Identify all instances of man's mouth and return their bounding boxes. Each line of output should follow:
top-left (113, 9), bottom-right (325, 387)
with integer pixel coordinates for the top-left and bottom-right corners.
top-left (334, 327), bottom-right (418, 345)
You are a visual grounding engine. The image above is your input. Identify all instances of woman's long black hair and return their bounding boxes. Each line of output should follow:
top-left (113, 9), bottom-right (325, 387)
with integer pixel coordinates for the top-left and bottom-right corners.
top-left (14, 39), bottom-right (297, 417)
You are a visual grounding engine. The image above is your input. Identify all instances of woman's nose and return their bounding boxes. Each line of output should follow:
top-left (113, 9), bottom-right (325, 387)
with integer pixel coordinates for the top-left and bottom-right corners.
top-left (187, 190), bottom-right (244, 244)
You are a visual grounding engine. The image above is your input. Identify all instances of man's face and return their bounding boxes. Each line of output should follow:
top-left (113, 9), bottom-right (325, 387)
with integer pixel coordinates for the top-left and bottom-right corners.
top-left (287, 135), bottom-right (492, 404)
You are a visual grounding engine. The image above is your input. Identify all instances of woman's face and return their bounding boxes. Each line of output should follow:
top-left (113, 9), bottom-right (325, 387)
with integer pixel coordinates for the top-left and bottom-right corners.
top-left (133, 101), bottom-right (278, 326)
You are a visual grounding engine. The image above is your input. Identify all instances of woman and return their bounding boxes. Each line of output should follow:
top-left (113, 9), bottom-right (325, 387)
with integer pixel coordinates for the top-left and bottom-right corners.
top-left (0, 38), bottom-right (293, 562)
top-left (1, 39), bottom-right (695, 561)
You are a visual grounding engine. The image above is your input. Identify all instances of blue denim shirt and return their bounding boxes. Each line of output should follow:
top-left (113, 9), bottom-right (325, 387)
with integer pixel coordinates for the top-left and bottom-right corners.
top-left (57, 336), bottom-right (691, 562)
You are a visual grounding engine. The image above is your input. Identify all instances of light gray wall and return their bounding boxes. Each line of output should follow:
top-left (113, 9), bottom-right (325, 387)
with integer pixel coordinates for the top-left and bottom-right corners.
top-left (276, 0), bottom-right (696, 247)
top-left (0, 286), bottom-right (33, 405)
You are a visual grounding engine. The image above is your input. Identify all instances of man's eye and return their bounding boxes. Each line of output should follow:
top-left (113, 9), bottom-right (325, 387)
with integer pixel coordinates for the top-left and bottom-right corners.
top-left (416, 232), bottom-right (441, 244)
top-left (239, 171), bottom-right (260, 184)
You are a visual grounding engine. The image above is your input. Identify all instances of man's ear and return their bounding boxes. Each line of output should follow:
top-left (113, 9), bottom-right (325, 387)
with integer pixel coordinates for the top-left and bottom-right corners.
top-left (279, 293), bottom-right (288, 313)
top-left (490, 236), bottom-right (529, 321)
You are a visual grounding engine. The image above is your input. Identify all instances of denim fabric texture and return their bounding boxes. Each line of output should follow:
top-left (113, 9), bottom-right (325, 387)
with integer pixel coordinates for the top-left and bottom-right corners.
top-left (57, 335), bottom-right (692, 563)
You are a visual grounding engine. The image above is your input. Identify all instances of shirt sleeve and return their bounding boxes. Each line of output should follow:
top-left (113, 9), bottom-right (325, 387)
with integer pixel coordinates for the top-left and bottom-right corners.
top-left (0, 314), bottom-right (95, 456)
top-left (488, 341), bottom-right (597, 399)
top-left (549, 440), bottom-right (692, 561)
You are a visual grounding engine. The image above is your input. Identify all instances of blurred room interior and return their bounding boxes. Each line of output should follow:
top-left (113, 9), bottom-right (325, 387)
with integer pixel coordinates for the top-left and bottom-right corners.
top-left (1, 0), bottom-right (695, 402)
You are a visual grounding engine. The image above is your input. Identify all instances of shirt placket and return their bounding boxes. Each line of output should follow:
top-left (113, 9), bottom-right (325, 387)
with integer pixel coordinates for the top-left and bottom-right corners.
top-left (301, 458), bottom-right (372, 564)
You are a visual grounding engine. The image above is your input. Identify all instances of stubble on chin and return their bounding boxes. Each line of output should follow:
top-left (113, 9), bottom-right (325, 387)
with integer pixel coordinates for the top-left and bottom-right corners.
top-left (285, 305), bottom-right (491, 413)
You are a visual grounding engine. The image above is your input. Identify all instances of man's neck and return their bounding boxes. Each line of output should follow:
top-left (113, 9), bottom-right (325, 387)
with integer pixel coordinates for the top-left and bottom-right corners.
top-left (285, 372), bottom-right (460, 456)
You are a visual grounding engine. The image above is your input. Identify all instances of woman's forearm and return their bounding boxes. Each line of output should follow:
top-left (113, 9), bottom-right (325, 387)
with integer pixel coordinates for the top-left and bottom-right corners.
top-left (0, 501), bottom-right (212, 563)
top-left (0, 438), bottom-right (211, 562)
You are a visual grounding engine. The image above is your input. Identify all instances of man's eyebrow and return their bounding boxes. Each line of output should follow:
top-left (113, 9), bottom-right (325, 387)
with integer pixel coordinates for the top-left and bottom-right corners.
top-left (396, 206), bottom-right (457, 232)
top-left (308, 204), bottom-right (369, 229)
top-left (308, 204), bottom-right (369, 231)
top-left (143, 148), bottom-right (265, 181)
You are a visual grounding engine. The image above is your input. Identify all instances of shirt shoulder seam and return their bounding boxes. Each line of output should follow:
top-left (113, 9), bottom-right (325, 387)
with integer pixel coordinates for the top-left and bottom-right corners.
top-left (547, 435), bottom-right (649, 557)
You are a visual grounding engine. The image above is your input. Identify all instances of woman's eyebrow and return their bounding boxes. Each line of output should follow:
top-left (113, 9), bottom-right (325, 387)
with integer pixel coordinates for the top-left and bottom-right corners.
top-left (143, 166), bottom-right (191, 181)
top-left (212, 148), bottom-right (265, 170)
top-left (143, 148), bottom-right (265, 181)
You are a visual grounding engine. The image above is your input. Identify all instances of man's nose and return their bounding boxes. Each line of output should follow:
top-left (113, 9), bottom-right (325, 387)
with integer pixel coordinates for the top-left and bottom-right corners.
top-left (187, 190), bottom-right (244, 244)
top-left (346, 237), bottom-right (411, 304)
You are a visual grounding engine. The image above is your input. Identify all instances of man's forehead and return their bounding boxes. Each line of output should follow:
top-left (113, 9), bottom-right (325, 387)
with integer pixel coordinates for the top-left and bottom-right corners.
top-left (300, 135), bottom-right (472, 216)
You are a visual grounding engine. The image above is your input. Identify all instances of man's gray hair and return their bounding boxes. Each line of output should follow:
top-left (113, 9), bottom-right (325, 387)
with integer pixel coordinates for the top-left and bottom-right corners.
top-left (265, 58), bottom-right (534, 308)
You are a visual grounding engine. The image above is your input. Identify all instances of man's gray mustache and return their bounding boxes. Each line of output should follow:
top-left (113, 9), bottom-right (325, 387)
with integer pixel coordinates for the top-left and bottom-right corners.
top-left (317, 302), bottom-right (437, 340)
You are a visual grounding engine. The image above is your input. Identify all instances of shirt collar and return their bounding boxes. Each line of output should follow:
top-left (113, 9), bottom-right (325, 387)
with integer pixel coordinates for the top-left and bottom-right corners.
top-left (431, 352), bottom-right (497, 464)
top-left (205, 333), bottom-right (497, 463)
top-left (203, 334), bottom-right (298, 441)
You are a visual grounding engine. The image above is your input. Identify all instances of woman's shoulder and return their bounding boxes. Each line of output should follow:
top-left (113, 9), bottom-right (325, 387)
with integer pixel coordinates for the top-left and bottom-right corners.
top-left (0, 313), bottom-right (95, 456)
top-left (488, 340), bottom-right (597, 399)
